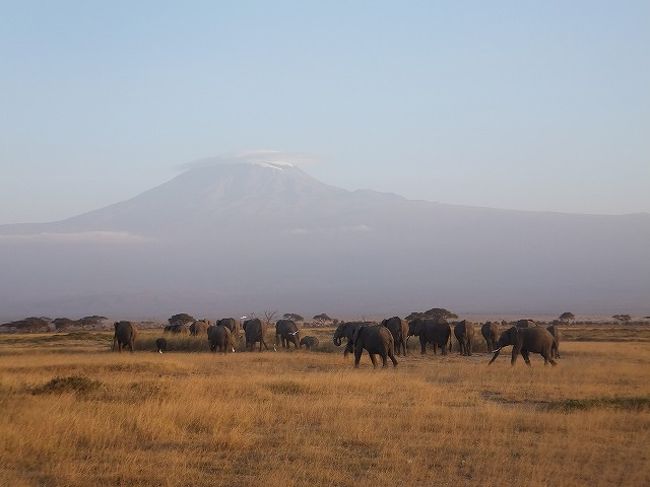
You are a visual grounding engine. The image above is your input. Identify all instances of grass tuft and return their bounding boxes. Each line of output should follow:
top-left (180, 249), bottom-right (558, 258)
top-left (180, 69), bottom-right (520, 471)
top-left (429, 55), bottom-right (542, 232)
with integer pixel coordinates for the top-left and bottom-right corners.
top-left (545, 396), bottom-right (650, 412)
top-left (32, 375), bottom-right (102, 395)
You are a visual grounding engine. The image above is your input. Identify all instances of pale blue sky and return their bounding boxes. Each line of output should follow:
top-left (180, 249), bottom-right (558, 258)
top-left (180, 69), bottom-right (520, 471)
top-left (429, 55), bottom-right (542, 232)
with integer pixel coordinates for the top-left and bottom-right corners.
top-left (1, 0), bottom-right (649, 223)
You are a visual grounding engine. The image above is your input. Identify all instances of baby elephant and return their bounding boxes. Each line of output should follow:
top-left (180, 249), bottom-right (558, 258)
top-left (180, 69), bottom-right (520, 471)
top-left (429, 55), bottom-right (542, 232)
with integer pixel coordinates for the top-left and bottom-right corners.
top-left (300, 336), bottom-right (319, 350)
top-left (155, 338), bottom-right (167, 354)
top-left (208, 325), bottom-right (236, 353)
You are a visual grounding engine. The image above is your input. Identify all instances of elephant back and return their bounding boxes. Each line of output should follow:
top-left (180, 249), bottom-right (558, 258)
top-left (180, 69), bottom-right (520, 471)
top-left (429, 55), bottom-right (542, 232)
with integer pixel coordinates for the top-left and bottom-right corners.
top-left (114, 321), bottom-right (137, 343)
top-left (276, 319), bottom-right (298, 335)
top-left (217, 318), bottom-right (238, 333)
top-left (244, 319), bottom-right (263, 340)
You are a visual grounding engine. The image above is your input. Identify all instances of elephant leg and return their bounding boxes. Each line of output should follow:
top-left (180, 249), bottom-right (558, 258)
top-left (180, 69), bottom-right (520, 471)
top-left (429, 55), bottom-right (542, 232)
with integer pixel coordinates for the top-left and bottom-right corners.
top-left (511, 348), bottom-right (519, 366)
top-left (369, 352), bottom-right (378, 369)
top-left (543, 350), bottom-right (558, 366)
top-left (354, 348), bottom-right (363, 368)
top-left (388, 349), bottom-right (398, 367)
top-left (488, 349), bottom-right (501, 365)
top-left (467, 340), bottom-right (472, 356)
top-left (344, 341), bottom-right (353, 358)
top-left (521, 350), bottom-right (531, 366)
top-left (420, 337), bottom-right (426, 355)
top-left (380, 353), bottom-right (388, 368)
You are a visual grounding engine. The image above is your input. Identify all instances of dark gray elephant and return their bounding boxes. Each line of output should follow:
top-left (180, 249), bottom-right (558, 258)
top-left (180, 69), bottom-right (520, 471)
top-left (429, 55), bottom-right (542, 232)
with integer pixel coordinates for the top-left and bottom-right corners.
top-left (333, 322), bottom-right (371, 357)
top-left (481, 322), bottom-right (499, 353)
top-left (208, 325), bottom-right (235, 353)
top-left (216, 318), bottom-right (239, 337)
top-left (381, 316), bottom-right (408, 355)
top-left (300, 336), bottom-right (319, 350)
top-left (407, 319), bottom-right (451, 355)
top-left (112, 321), bottom-right (137, 352)
top-left (243, 318), bottom-right (270, 352)
top-left (155, 337), bottom-right (167, 353)
top-left (189, 320), bottom-right (211, 336)
top-left (516, 319), bottom-right (536, 328)
top-left (352, 325), bottom-right (398, 368)
top-left (275, 320), bottom-right (300, 349)
top-left (488, 326), bottom-right (557, 366)
top-left (546, 325), bottom-right (561, 358)
top-left (453, 320), bottom-right (475, 356)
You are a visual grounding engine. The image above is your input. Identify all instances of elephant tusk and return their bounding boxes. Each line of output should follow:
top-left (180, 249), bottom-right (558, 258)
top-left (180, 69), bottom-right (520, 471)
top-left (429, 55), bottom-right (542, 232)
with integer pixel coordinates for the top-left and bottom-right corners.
top-left (491, 348), bottom-right (502, 353)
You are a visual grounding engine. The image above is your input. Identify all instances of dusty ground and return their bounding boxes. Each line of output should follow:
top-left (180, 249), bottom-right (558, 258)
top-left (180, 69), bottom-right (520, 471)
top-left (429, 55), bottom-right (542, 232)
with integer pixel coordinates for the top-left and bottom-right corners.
top-left (0, 325), bottom-right (649, 486)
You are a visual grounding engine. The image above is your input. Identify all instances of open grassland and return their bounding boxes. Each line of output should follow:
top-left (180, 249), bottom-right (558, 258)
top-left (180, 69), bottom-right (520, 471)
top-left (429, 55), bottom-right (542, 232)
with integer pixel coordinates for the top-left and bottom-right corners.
top-left (0, 329), bottom-right (649, 486)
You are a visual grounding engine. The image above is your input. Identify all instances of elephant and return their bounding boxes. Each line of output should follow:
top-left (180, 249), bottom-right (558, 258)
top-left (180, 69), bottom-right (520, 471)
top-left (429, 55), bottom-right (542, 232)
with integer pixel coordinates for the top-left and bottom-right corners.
top-left (275, 320), bottom-right (300, 349)
top-left (155, 338), bottom-right (167, 353)
top-left (351, 324), bottom-right (398, 368)
top-left (381, 316), bottom-right (408, 355)
top-left (488, 326), bottom-right (557, 366)
top-left (112, 321), bottom-right (137, 352)
top-left (300, 336), bottom-right (319, 350)
top-left (243, 318), bottom-right (270, 352)
top-left (189, 320), bottom-right (211, 336)
top-left (208, 325), bottom-right (235, 353)
top-left (164, 323), bottom-right (189, 335)
top-left (407, 318), bottom-right (452, 355)
top-left (454, 320), bottom-right (475, 356)
top-left (546, 325), bottom-right (561, 358)
top-left (333, 322), bottom-right (371, 357)
top-left (481, 322), bottom-right (499, 353)
top-left (516, 319), bottom-right (536, 328)
top-left (216, 318), bottom-right (239, 337)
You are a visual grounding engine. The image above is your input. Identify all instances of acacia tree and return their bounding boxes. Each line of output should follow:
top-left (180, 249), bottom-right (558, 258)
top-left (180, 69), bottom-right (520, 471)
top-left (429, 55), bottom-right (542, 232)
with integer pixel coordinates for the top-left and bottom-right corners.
top-left (283, 313), bottom-right (304, 322)
top-left (168, 313), bottom-right (195, 325)
top-left (406, 308), bottom-right (457, 322)
top-left (424, 308), bottom-right (458, 320)
top-left (312, 313), bottom-right (334, 326)
top-left (263, 310), bottom-right (278, 326)
top-left (558, 312), bottom-right (575, 324)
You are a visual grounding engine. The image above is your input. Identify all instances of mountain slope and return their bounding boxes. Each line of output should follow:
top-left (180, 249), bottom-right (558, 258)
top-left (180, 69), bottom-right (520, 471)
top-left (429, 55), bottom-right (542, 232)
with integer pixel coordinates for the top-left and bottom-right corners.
top-left (1, 161), bottom-right (648, 320)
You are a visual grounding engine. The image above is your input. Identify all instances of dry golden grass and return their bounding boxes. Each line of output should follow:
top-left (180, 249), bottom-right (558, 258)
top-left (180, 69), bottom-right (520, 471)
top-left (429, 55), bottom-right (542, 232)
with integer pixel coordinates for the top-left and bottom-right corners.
top-left (0, 329), bottom-right (649, 486)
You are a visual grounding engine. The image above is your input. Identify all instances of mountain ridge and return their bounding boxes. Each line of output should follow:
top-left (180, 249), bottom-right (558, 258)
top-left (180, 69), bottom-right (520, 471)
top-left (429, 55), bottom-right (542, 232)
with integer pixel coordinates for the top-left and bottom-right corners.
top-left (1, 161), bottom-right (648, 319)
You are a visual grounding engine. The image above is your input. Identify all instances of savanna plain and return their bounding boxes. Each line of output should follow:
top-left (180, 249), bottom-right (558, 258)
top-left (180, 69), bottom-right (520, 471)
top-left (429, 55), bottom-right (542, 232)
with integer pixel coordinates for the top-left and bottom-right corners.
top-left (1, 324), bottom-right (649, 486)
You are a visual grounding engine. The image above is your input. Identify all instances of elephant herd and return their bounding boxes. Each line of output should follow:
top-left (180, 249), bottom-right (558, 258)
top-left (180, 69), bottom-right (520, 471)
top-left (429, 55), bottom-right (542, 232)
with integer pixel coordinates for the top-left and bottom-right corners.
top-left (112, 316), bottom-right (561, 368)
top-left (331, 317), bottom-right (560, 368)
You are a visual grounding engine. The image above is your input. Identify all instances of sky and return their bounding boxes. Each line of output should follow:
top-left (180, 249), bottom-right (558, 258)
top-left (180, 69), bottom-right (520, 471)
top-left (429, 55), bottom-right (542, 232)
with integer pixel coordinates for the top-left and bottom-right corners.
top-left (1, 0), bottom-right (649, 224)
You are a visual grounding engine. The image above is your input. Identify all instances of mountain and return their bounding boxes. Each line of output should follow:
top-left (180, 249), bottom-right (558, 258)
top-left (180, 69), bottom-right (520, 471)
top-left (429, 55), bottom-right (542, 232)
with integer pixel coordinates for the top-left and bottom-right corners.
top-left (1, 160), bottom-right (649, 320)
